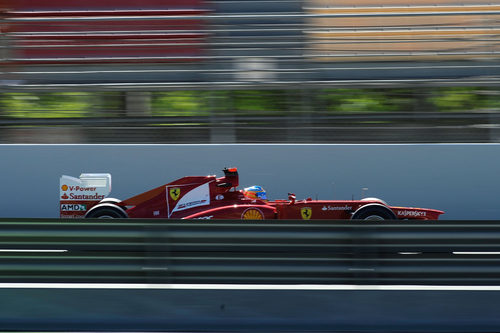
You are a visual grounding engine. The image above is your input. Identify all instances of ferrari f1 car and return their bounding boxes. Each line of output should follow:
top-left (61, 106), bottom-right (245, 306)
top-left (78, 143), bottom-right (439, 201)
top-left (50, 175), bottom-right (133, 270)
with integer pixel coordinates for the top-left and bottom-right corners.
top-left (60, 168), bottom-right (444, 220)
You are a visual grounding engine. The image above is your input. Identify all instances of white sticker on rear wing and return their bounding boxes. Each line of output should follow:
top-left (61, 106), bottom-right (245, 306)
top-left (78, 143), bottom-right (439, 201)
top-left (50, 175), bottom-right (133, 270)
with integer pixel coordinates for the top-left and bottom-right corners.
top-left (60, 173), bottom-right (112, 218)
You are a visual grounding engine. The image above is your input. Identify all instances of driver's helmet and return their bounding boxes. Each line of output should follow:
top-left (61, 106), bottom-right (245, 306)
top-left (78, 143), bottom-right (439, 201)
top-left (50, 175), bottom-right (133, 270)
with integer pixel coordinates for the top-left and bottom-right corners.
top-left (243, 185), bottom-right (267, 201)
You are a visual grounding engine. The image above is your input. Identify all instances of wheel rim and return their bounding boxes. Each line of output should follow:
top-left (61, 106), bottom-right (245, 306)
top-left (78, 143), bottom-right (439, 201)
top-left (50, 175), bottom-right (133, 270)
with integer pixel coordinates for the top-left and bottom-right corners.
top-left (97, 215), bottom-right (115, 219)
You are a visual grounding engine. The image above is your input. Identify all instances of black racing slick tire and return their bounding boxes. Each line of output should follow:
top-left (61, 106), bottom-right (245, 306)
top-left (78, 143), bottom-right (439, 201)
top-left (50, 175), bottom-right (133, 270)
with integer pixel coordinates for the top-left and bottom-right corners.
top-left (84, 203), bottom-right (128, 219)
top-left (351, 204), bottom-right (396, 221)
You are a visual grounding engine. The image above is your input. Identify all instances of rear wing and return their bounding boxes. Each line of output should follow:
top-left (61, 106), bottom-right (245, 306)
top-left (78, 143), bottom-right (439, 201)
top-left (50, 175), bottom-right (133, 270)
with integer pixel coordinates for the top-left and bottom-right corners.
top-left (60, 173), bottom-right (111, 218)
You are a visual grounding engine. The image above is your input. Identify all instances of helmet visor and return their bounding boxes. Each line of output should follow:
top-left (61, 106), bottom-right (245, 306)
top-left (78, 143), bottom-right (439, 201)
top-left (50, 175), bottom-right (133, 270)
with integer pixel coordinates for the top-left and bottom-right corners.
top-left (256, 191), bottom-right (267, 200)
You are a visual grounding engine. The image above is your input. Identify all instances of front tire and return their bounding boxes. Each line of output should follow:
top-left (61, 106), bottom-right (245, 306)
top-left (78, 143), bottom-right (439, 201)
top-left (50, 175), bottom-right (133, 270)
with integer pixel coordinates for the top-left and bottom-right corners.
top-left (351, 204), bottom-right (396, 220)
top-left (85, 203), bottom-right (128, 219)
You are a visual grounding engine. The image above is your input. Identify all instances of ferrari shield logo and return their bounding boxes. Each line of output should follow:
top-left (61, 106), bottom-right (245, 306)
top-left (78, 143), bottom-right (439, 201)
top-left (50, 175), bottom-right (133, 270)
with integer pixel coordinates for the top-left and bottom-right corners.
top-left (169, 187), bottom-right (181, 201)
top-left (301, 207), bottom-right (312, 220)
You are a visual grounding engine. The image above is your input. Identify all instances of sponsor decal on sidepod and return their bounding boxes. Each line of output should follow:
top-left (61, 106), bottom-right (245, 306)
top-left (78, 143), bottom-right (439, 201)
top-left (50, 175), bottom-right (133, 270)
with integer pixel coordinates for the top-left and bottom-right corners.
top-left (322, 205), bottom-right (352, 211)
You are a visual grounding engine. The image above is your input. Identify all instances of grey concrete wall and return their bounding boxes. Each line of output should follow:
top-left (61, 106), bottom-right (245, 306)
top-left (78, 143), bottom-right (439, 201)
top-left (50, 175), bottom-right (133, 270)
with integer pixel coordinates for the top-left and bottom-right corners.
top-left (1, 144), bottom-right (499, 219)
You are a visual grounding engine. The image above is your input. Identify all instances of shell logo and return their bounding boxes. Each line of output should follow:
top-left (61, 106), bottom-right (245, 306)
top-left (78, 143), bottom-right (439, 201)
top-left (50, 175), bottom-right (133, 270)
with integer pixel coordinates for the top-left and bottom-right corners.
top-left (61, 185), bottom-right (68, 191)
top-left (241, 208), bottom-right (264, 220)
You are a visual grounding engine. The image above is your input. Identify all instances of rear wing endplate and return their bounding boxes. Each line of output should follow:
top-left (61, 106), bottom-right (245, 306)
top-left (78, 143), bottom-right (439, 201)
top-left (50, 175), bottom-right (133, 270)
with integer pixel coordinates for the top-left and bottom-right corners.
top-left (59, 173), bottom-right (112, 218)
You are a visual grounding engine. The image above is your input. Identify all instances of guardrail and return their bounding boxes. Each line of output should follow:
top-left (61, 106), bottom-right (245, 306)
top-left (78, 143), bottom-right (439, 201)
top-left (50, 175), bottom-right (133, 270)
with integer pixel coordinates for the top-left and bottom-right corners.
top-left (1, 111), bottom-right (498, 143)
top-left (1, 219), bottom-right (500, 285)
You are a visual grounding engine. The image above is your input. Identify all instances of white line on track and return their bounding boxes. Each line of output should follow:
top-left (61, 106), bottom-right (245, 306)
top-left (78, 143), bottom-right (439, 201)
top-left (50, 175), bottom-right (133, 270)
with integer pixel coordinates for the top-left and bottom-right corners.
top-left (1, 283), bottom-right (500, 291)
top-left (453, 252), bottom-right (500, 255)
top-left (0, 249), bottom-right (67, 252)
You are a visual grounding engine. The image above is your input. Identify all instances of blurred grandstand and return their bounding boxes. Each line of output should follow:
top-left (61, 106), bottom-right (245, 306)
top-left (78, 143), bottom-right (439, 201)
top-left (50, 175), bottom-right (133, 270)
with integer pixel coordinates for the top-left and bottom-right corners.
top-left (1, 0), bottom-right (500, 143)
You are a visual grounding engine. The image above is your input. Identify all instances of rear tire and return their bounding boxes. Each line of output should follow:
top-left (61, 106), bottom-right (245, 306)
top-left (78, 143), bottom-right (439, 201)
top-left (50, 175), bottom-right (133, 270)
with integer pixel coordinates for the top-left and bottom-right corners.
top-left (99, 198), bottom-right (122, 205)
top-left (85, 203), bottom-right (128, 219)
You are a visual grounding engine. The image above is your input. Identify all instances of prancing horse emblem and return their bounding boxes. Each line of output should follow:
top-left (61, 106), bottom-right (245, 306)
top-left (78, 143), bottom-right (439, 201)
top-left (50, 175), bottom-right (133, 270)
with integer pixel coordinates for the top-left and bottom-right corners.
top-left (301, 207), bottom-right (312, 220)
top-left (169, 187), bottom-right (181, 201)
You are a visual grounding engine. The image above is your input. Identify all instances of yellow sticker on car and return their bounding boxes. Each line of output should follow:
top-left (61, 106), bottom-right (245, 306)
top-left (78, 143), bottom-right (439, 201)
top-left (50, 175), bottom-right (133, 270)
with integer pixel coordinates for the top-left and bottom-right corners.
top-left (169, 187), bottom-right (181, 201)
top-left (242, 208), bottom-right (264, 220)
top-left (301, 207), bottom-right (312, 220)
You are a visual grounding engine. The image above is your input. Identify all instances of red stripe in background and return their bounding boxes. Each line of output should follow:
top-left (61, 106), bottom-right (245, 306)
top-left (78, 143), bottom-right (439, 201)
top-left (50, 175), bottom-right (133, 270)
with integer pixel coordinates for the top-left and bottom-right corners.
top-left (6, 0), bottom-right (206, 11)
top-left (4, 0), bottom-right (209, 64)
top-left (9, 20), bottom-right (206, 33)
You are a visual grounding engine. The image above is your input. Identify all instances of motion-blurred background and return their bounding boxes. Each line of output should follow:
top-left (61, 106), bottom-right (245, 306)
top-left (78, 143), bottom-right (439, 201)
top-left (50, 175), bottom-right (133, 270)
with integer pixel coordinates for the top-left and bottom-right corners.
top-left (1, 0), bottom-right (500, 143)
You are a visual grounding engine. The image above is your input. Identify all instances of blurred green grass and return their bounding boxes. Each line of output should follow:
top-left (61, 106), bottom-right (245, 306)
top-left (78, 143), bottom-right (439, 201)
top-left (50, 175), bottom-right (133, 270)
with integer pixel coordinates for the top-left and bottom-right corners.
top-left (2, 88), bottom-right (499, 118)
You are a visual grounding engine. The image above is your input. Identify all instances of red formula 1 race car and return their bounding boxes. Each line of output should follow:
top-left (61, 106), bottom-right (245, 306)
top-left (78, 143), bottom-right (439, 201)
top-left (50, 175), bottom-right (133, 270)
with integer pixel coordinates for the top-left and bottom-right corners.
top-left (60, 168), bottom-right (444, 220)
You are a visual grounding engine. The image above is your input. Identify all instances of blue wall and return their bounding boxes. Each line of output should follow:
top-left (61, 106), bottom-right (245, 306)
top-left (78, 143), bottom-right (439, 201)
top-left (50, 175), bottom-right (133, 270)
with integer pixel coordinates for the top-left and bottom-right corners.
top-left (2, 144), bottom-right (499, 219)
